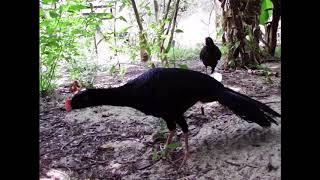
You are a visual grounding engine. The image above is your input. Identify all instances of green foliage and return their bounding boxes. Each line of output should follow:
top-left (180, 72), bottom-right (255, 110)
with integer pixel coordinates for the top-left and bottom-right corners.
top-left (127, 45), bottom-right (140, 62)
top-left (166, 141), bottom-right (182, 150)
top-left (175, 29), bottom-right (184, 33)
top-left (221, 42), bottom-right (240, 69)
top-left (42, 0), bottom-right (58, 4)
top-left (39, 0), bottom-right (194, 94)
top-left (167, 46), bottom-right (201, 61)
top-left (109, 64), bottom-right (118, 76)
top-left (40, 0), bottom-right (105, 94)
top-left (119, 66), bottom-right (127, 80)
top-left (221, 41), bottom-right (240, 58)
top-left (152, 141), bottom-right (182, 161)
top-left (68, 59), bottom-right (98, 81)
top-left (259, 0), bottom-right (273, 25)
top-left (220, 43), bottom-right (230, 57)
top-left (216, 28), bottom-right (224, 39)
top-left (245, 27), bottom-right (261, 55)
top-left (152, 149), bottom-right (161, 161)
top-left (151, 119), bottom-right (183, 161)
top-left (148, 22), bottom-right (167, 60)
top-left (227, 59), bottom-right (236, 69)
top-left (108, 64), bottom-right (127, 80)
top-left (233, 41), bottom-right (241, 52)
top-left (118, 16), bottom-right (127, 22)
top-left (249, 64), bottom-right (273, 83)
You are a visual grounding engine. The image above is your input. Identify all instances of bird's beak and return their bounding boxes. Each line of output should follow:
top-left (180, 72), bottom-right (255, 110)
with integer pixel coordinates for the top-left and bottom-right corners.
top-left (65, 97), bottom-right (72, 112)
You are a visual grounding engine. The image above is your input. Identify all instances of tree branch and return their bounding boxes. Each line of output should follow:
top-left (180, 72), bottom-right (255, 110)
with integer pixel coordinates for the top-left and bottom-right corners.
top-left (131, 0), bottom-right (144, 32)
top-left (165, 0), bottom-right (180, 53)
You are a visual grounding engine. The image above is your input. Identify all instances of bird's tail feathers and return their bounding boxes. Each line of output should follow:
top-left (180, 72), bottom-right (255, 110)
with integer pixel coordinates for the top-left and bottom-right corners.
top-left (217, 87), bottom-right (280, 127)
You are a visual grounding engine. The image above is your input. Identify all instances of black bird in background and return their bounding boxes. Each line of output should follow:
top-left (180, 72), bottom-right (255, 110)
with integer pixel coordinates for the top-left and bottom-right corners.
top-left (200, 37), bottom-right (222, 74)
top-left (65, 68), bottom-right (280, 169)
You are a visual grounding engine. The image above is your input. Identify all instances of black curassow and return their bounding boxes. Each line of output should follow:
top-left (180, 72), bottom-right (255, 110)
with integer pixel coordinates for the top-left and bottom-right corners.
top-left (65, 68), bottom-right (280, 168)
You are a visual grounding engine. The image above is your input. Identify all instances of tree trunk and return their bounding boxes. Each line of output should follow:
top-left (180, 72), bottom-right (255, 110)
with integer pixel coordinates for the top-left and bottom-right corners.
top-left (161, 0), bottom-right (180, 66)
top-left (130, 0), bottom-right (149, 62)
top-left (90, 3), bottom-right (98, 55)
top-left (154, 0), bottom-right (159, 22)
top-left (220, 0), bottom-right (262, 69)
top-left (159, 0), bottom-right (173, 55)
top-left (131, 0), bottom-right (143, 32)
top-left (164, 0), bottom-right (180, 54)
top-left (267, 0), bottom-right (280, 56)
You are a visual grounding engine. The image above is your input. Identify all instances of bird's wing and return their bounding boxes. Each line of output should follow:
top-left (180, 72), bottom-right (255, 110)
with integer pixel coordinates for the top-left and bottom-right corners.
top-left (200, 46), bottom-right (209, 61)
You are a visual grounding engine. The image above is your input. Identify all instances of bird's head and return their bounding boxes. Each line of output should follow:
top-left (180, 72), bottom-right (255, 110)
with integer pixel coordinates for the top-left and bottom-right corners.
top-left (65, 88), bottom-right (89, 112)
top-left (205, 37), bottom-right (214, 46)
top-left (65, 81), bottom-right (92, 112)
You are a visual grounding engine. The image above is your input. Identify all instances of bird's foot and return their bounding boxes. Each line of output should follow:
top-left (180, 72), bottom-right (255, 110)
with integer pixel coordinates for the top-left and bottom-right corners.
top-left (162, 130), bottom-right (176, 160)
top-left (174, 151), bottom-right (190, 170)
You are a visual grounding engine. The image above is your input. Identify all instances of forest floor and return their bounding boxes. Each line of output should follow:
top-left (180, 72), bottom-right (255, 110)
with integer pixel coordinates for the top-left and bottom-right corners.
top-left (40, 59), bottom-right (281, 180)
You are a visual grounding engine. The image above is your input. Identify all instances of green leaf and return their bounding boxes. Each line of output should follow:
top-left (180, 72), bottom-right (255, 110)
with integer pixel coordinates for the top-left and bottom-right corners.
top-left (217, 28), bottom-right (224, 37)
top-left (227, 60), bottom-right (236, 68)
top-left (149, 22), bottom-right (157, 29)
top-left (160, 34), bottom-right (169, 40)
top-left (42, 0), bottom-right (58, 4)
top-left (175, 29), bottom-right (184, 33)
top-left (99, 13), bottom-right (114, 19)
top-left (119, 67), bottom-right (127, 79)
top-left (121, 0), bottom-right (131, 6)
top-left (178, 64), bottom-right (189, 69)
top-left (152, 149), bottom-right (160, 161)
top-left (107, 2), bottom-right (114, 8)
top-left (40, 9), bottom-right (45, 17)
top-left (49, 11), bottom-right (59, 18)
top-left (68, 4), bottom-right (87, 12)
top-left (145, 5), bottom-right (151, 11)
top-left (166, 142), bottom-right (181, 150)
top-left (118, 16), bottom-right (127, 22)
top-left (119, 26), bottom-right (132, 33)
top-left (109, 65), bottom-right (117, 75)
top-left (233, 41), bottom-right (241, 50)
top-left (164, 18), bottom-right (172, 24)
top-left (259, 0), bottom-right (273, 24)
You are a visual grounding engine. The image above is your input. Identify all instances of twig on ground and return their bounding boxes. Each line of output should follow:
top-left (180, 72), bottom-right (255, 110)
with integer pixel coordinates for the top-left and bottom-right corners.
top-left (225, 160), bottom-right (259, 168)
top-left (137, 159), bottom-right (161, 170)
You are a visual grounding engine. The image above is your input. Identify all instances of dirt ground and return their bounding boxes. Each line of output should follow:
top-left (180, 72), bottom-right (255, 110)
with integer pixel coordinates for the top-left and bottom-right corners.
top-left (40, 60), bottom-right (281, 180)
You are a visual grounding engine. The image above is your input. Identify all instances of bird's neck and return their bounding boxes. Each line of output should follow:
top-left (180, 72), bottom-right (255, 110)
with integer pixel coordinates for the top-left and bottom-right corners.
top-left (88, 86), bottom-right (136, 107)
top-left (206, 43), bottom-right (214, 47)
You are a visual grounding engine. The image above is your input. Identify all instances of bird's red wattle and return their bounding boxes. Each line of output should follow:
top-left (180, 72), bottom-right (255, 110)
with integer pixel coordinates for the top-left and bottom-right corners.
top-left (65, 98), bottom-right (72, 112)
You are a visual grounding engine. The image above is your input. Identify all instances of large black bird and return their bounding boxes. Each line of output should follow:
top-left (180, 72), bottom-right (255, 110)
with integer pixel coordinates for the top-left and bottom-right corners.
top-left (65, 68), bottom-right (280, 168)
top-left (200, 37), bottom-right (222, 74)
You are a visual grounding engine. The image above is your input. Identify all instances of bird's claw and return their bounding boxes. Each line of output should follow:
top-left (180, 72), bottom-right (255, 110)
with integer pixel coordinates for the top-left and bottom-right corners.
top-left (175, 151), bottom-right (190, 170)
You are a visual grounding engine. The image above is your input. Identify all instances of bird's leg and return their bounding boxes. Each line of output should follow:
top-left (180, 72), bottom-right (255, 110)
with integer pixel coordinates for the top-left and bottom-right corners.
top-left (163, 130), bottom-right (175, 157)
top-left (179, 132), bottom-right (190, 169)
top-left (201, 106), bottom-right (205, 115)
top-left (165, 130), bottom-right (175, 147)
top-left (205, 66), bottom-right (208, 74)
top-left (174, 118), bottom-right (190, 169)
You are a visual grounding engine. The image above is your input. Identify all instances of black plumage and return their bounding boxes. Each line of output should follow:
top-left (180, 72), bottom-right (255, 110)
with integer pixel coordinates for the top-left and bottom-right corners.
top-left (67, 68), bottom-right (280, 167)
top-left (200, 37), bottom-right (222, 74)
